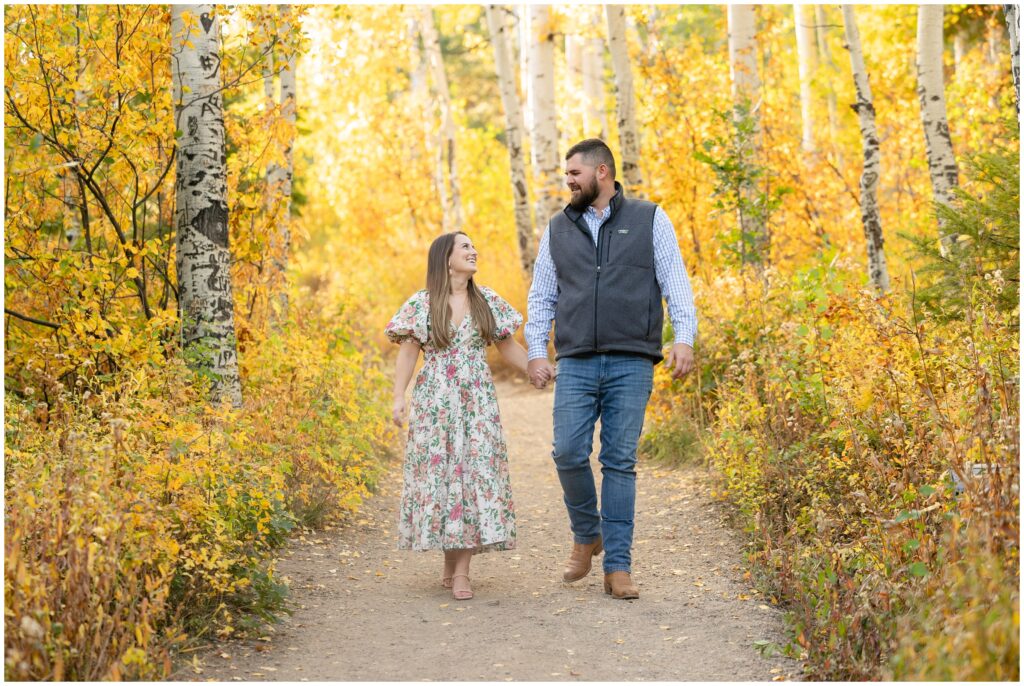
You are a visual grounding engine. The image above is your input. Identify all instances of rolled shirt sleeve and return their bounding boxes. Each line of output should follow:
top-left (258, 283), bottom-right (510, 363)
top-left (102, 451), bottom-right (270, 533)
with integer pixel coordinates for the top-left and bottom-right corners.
top-left (524, 224), bottom-right (558, 360)
top-left (652, 206), bottom-right (698, 347)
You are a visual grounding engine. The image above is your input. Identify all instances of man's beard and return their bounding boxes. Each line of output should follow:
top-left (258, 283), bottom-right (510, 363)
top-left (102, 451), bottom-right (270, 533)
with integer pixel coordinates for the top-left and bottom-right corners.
top-left (568, 177), bottom-right (600, 211)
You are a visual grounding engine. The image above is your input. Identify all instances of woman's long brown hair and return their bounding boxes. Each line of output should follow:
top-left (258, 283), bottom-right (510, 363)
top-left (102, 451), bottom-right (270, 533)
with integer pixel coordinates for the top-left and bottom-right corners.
top-left (426, 232), bottom-right (496, 349)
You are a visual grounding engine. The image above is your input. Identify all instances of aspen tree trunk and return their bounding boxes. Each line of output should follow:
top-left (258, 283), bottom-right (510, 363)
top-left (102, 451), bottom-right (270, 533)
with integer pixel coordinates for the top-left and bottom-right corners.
top-left (727, 4), bottom-right (766, 265)
top-left (794, 4), bottom-right (817, 154)
top-left (564, 33), bottom-right (583, 142)
top-left (270, 4), bottom-right (297, 321)
top-left (565, 34), bottom-right (582, 88)
top-left (529, 5), bottom-right (563, 227)
top-left (517, 5), bottom-right (533, 132)
top-left (485, 4), bottom-right (536, 275)
top-left (916, 4), bottom-right (961, 253)
top-left (582, 20), bottom-right (608, 140)
top-left (261, 20), bottom-right (274, 103)
top-left (606, 5), bottom-right (645, 196)
top-left (63, 4), bottom-right (87, 246)
top-left (171, 5), bottom-right (242, 406)
top-left (815, 4), bottom-right (842, 169)
top-left (842, 5), bottom-right (890, 293)
top-left (408, 13), bottom-right (444, 227)
top-left (987, 12), bottom-right (1004, 64)
top-left (953, 29), bottom-right (967, 73)
top-left (420, 7), bottom-right (464, 232)
top-left (1006, 4), bottom-right (1020, 120)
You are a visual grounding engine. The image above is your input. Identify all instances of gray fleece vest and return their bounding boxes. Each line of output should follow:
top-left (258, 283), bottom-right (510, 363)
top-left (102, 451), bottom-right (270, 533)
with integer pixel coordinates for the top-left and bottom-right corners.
top-left (549, 183), bottom-right (664, 362)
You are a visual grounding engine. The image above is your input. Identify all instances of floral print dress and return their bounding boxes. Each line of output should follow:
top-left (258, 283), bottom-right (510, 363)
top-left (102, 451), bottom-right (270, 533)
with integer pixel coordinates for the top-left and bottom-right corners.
top-left (386, 286), bottom-right (522, 553)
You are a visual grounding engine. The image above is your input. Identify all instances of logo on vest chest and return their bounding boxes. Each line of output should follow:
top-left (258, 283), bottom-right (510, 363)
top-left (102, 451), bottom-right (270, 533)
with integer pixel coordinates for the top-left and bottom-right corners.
top-left (617, 228), bottom-right (630, 234)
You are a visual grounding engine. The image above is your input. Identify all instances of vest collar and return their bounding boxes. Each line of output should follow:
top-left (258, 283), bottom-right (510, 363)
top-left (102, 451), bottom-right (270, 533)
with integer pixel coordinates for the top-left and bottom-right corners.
top-left (563, 181), bottom-right (625, 223)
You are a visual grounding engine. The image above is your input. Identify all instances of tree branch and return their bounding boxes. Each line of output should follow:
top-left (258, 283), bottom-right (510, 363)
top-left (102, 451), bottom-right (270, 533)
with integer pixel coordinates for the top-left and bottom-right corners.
top-left (5, 307), bottom-right (60, 329)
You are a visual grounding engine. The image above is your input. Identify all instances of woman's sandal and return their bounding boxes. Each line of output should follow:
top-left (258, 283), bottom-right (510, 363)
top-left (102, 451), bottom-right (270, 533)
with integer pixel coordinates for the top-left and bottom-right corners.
top-left (442, 558), bottom-right (455, 588)
top-left (451, 574), bottom-right (473, 600)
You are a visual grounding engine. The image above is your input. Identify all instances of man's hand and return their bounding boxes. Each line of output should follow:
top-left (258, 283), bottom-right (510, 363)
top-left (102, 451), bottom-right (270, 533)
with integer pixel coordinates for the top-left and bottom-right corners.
top-left (528, 358), bottom-right (556, 389)
top-left (664, 343), bottom-right (695, 380)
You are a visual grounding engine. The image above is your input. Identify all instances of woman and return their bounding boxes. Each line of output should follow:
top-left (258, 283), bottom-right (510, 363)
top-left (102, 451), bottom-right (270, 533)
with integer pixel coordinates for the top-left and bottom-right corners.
top-left (386, 231), bottom-right (532, 600)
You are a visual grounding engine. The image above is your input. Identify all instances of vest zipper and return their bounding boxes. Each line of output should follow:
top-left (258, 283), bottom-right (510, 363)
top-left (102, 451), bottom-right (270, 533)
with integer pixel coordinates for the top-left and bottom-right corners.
top-left (593, 211), bottom-right (615, 350)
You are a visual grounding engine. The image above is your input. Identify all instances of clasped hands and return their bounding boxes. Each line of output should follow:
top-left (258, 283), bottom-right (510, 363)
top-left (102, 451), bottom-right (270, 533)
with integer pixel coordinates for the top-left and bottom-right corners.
top-left (527, 358), bottom-right (556, 389)
top-left (526, 343), bottom-right (694, 390)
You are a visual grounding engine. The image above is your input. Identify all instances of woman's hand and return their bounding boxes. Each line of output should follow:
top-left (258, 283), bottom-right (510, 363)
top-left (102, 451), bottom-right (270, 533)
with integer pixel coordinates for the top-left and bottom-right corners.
top-left (392, 396), bottom-right (407, 426)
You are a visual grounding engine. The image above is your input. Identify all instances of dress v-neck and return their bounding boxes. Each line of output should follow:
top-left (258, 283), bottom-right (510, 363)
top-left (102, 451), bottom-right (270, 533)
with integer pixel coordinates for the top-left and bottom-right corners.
top-left (450, 312), bottom-right (470, 332)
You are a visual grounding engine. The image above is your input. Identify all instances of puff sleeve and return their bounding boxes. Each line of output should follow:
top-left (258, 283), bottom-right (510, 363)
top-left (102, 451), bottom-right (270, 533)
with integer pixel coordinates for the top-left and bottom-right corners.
top-left (385, 290), bottom-right (429, 345)
top-left (480, 286), bottom-right (524, 343)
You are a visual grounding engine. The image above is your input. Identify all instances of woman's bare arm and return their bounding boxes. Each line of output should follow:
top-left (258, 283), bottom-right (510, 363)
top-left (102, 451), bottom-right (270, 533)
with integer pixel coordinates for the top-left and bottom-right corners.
top-left (392, 339), bottom-right (422, 425)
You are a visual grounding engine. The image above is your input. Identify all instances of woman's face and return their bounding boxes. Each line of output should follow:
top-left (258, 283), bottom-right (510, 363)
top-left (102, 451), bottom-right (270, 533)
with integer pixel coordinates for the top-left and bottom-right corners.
top-left (449, 234), bottom-right (478, 277)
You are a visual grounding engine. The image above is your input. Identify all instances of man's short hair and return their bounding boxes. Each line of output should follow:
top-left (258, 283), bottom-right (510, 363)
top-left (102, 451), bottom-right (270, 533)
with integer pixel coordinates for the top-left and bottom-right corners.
top-left (565, 139), bottom-right (616, 179)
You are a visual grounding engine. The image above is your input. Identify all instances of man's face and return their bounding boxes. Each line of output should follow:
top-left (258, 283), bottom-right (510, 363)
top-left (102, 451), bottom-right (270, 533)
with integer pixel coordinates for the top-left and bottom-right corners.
top-left (565, 153), bottom-right (600, 211)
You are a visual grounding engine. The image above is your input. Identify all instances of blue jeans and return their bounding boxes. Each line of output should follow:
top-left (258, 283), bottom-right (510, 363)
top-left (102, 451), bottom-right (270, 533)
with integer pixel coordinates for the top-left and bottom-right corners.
top-left (552, 353), bottom-right (654, 574)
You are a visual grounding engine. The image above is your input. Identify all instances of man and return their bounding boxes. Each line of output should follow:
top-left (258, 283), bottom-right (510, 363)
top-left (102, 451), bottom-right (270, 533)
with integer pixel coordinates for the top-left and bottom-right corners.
top-left (525, 139), bottom-right (697, 600)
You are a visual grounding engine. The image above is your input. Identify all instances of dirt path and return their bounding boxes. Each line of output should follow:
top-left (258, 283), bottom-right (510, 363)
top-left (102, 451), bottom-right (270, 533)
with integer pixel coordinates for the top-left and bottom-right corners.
top-left (180, 379), bottom-right (799, 681)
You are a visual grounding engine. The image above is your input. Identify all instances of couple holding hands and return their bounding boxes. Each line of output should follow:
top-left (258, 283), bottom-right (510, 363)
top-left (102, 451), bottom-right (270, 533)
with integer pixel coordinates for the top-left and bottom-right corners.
top-left (387, 139), bottom-right (697, 602)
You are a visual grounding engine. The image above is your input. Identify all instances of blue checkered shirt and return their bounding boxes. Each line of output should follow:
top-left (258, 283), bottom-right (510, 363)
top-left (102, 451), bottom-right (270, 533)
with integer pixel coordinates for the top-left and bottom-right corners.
top-left (525, 204), bottom-right (698, 360)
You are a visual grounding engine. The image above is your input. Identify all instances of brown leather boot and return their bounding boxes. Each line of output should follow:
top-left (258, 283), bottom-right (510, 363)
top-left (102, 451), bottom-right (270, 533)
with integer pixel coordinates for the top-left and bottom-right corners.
top-left (603, 571), bottom-right (639, 599)
top-left (562, 537), bottom-right (603, 582)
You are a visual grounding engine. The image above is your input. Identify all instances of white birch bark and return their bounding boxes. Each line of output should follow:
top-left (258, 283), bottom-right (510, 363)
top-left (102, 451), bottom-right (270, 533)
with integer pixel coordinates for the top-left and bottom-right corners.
top-left (171, 5), bottom-right (242, 406)
top-left (408, 13), bottom-right (444, 223)
top-left (916, 4), bottom-right (960, 252)
top-left (953, 29), bottom-right (967, 72)
top-left (794, 4), bottom-right (817, 154)
top-left (517, 5), bottom-right (533, 132)
top-left (1006, 4), bottom-right (1020, 120)
top-left (727, 4), bottom-right (766, 264)
top-left (420, 7), bottom-right (464, 232)
top-left (728, 5), bottom-right (761, 107)
top-left (565, 34), bottom-right (582, 88)
top-left (815, 4), bottom-right (842, 169)
top-left (529, 5), bottom-right (563, 226)
top-left (987, 12), bottom-right (1004, 64)
top-left (63, 4), bottom-right (87, 246)
top-left (564, 33), bottom-right (583, 142)
top-left (606, 5), bottom-right (644, 196)
top-left (582, 29), bottom-right (608, 140)
top-left (842, 5), bottom-right (890, 293)
top-left (270, 4), bottom-right (297, 320)
top-left (485, 5), bottom-right (536, 275)
top-left (261, 20), bottom-right (274, 103)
